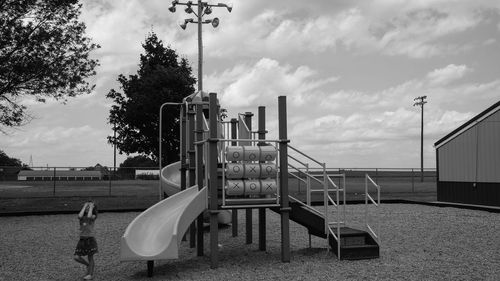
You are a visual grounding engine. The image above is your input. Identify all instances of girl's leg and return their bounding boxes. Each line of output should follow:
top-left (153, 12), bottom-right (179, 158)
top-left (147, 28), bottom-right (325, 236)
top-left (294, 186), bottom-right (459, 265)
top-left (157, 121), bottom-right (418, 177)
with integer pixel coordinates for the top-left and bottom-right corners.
top-left (87, 254), bottom-right (95, 276)
top-left (74, 255), bottom-right (89, 266)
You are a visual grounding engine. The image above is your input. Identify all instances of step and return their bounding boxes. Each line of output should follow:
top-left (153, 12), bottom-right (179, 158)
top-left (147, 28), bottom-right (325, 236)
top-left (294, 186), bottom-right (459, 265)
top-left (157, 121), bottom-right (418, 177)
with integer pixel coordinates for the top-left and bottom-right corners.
top-left (328, 227), bottom-right (380, 260)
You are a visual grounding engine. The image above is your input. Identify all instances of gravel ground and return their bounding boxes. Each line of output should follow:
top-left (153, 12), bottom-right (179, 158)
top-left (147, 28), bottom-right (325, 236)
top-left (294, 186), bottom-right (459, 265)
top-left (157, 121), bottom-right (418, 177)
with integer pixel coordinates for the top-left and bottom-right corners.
top-left (1, 204), bottom-right (499, 281)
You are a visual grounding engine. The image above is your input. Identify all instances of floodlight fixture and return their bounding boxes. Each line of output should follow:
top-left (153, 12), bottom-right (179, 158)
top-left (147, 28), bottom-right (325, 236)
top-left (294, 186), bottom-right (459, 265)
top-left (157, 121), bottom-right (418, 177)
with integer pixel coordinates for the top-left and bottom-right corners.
top-left (180, 18), bottom-right (193, 30)
top-left (211, 17), bottom-right (219, 28)
top-left (217, 2), bottom-right (232, 12)
top-left (168, 6), bottom-right (176, 13)
top-left (205, 6), bottom-right (212, 15)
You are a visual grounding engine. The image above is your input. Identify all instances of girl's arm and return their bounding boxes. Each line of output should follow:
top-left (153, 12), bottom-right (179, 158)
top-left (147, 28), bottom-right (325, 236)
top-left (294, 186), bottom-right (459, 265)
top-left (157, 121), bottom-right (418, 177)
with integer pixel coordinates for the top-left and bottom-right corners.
top-left (87, 203), bottom-right (95, 219)
top-left (78, 203), bottom-right (88, 218)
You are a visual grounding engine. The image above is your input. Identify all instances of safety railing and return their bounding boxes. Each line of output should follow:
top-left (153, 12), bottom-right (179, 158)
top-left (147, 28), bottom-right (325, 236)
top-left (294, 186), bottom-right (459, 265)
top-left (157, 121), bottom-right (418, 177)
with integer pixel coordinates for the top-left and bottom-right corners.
top-left (365, 174), bottom-right (380, 244)
top-left (287, 145), bottom-right (345, 258)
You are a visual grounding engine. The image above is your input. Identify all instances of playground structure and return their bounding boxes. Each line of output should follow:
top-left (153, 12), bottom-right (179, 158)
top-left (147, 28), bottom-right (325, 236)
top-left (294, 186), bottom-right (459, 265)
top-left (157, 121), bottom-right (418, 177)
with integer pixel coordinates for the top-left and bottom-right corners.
top-left (120, 92), bottom-right (381, 276)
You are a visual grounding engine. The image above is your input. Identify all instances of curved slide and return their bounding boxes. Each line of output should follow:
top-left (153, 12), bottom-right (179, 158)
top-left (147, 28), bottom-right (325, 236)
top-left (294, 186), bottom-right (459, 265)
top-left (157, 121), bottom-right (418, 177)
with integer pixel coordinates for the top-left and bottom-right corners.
top-left (121, 185), bottom-right (207, 260)
top-left (161, 161), bottom-right (231, 224)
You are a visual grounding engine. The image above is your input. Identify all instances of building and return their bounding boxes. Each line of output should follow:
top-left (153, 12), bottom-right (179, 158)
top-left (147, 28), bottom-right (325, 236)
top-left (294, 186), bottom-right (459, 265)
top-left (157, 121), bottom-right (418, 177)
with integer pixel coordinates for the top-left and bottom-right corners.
top-left (18, 170), bottom-right (102, 181)
top-left (434, 100), bottom-right (500, 207)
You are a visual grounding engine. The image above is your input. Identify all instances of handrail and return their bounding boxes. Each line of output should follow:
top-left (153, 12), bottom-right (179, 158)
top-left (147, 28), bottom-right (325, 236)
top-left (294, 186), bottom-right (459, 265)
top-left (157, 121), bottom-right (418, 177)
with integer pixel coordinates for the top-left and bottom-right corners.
top-left (288, 164), bottom-right (324, 185)
top-left (288, 154), bottom-right (308, 167)
top-left (365, 174), bottom-right (380, 243)
top-left (288, 145), bottom-right (324, 166)
top-left (288, 171), bottom-right (307, 184)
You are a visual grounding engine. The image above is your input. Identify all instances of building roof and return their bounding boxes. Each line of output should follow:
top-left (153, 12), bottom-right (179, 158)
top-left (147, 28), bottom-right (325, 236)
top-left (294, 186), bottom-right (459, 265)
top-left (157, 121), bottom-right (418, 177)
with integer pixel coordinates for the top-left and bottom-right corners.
top-left (434, 100), bottom-right (500, 148)
top-left (18, 170), bottom-right (102, 177)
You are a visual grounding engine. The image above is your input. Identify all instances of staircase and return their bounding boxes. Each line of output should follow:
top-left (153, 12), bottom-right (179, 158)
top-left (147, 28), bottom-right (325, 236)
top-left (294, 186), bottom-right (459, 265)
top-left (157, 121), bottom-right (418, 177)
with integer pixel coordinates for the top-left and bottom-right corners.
top-left (284, 144), bottom-right (381, 260)
top-left (271, 198), bottom-right (379, 260)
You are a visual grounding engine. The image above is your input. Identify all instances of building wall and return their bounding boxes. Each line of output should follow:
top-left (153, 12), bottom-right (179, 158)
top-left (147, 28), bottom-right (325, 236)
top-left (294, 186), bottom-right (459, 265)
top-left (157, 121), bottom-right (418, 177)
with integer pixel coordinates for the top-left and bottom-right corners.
top-left (438, 126), bottom-right (477, 182)
top-left (437, 182), bottom-right (500, 207)
top-left (437, 109), bottom-right (500, 207)
top-left (438, 110), bottom-right (500, 183)
top-left (477, 111), bottom-right (500, 182)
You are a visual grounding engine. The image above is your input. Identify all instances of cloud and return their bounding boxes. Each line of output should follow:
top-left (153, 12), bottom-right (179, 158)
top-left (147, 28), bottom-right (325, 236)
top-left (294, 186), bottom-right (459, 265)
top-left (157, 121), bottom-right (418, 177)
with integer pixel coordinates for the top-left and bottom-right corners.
top-left (210, 58), bottom-right (338, 110)
top-left (205, 58), bottom-right (500, 167)
top-left (426, 64), bottom-right (472, 86)
top-left (1, 125), bottom-right (126, 167)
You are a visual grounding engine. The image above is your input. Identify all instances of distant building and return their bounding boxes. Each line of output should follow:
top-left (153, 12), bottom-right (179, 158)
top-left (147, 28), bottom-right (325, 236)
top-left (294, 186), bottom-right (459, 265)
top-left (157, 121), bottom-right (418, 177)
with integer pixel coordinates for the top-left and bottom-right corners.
top-left (434, 100), bottom-right (500, 207)
top-left (18, 170), bottom-right (102, 181)
top-left (135, 169), bottom-right (159, 180)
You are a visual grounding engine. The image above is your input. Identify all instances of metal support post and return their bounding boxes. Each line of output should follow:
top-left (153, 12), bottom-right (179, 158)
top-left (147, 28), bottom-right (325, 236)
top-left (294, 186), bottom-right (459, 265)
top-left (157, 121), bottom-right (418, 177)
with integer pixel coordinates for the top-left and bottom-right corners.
top-left (230, 118), bottom-right (238, 237)
top-left (196, 105), bottom-right (205, 256)
top-left (278, 96), bottom-right (290, 262)
top-left (258, 106), bottom-right (267, 251)
top-left (208, 93), bottom-right (219, 268)
top-left (244, 111), bottom-right (254, 245)
top-left (180, 105), bottom-right (188, 242)
top-left (188, 108), bottom-right (197, 248)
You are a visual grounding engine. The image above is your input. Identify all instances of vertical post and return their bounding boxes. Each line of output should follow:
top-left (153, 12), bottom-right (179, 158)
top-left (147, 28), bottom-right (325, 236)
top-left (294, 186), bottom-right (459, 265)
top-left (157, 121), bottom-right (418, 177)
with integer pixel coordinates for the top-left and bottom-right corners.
top-left (113, 123), bottom-right (116, 196)
top-left (278, 96), bottom-right (290, 262)
top-left (420, 102), bottom-right (424, 182)
top-left (414, 96), bottom-right (427, 183)
top-left (180, 105), bottom-right (187, 192)
top-left (230, 118), bottom-right (238, 237)
top-left (244, 112), bottom-right (253, 245)
top-left (147, 260), bottom-right (154, 277)
top-left (196, 105), bottom-right (205, 256)
top-left (208, 92), bottom-right (219, 268)
top-left (108, 166), bottom-right (111, 195)
top-left (258, 106), bottom-right (266, 251)
top-left (53, 167), bottom-right (56, 196)
top-left (411, 168), bottom-right (415, 192)
top-left (197, 0), bottom-right (203, 92)
top-left (188, 107), bottom-right (197, 248)
top-left (159, 104), bottom-right (164, 201)
top-left (180, 105), bottom-right (187, 242)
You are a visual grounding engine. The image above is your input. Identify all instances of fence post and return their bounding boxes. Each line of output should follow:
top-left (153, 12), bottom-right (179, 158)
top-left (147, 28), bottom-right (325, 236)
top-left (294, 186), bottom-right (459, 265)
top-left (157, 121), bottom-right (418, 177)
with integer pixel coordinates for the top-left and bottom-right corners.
top-left (411, 168), bottom-right (414, 193)
top-left (53, 167), bottom-right (56, 196)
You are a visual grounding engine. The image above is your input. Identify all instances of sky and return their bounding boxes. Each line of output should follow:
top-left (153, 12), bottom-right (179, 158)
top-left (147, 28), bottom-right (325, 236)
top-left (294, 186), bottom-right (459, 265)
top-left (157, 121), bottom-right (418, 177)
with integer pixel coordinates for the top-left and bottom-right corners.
top-left (1, 0), bottom-right (500, 169)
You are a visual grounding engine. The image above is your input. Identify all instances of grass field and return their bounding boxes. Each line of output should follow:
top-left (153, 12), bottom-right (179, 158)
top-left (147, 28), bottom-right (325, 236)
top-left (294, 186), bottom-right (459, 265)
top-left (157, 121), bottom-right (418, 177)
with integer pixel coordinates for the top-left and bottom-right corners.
top-left (0, 174), bottom-right (436, 214)
top-left (1, 204), bottom-right (498, 281)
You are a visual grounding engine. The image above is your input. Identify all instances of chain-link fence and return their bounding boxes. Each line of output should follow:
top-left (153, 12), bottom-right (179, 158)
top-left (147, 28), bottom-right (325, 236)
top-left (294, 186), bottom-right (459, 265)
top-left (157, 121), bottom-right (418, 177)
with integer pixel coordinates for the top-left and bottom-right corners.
top-left (0, 166), bottom-right (435, 199)
top-left (0, 166), bottom-right (159, 198)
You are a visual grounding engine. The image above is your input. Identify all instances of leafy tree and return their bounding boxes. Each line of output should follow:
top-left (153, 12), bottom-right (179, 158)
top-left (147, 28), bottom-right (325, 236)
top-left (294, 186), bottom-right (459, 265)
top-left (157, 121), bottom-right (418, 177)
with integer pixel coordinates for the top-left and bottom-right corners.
top-left (0, 0), bottom-right (100, 130)
top-left (107, 32), bottom-right (196, 165)
top-left (118, 155), bottom-right (157, 179)
top-left (0, 149), bottom-right (23, 166)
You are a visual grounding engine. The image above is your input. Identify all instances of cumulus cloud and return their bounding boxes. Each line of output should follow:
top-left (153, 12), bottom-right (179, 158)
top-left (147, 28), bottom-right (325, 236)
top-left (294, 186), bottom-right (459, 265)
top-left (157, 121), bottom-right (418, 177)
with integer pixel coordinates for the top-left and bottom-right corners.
top-left (204, 57), bottom-right (500, 167)
top-left (1, 125), bottom-right (126, 167)
top-left (211, 58), bottom-right (338, 110)
top-left (426, 64), bottom-right (472, 86)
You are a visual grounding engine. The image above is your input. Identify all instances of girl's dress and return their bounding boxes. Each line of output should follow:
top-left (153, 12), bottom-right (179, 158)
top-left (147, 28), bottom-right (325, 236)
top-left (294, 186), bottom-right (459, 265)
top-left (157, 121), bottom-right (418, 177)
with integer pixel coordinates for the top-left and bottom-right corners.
top-left (74, 216), bottom-right (98, 256)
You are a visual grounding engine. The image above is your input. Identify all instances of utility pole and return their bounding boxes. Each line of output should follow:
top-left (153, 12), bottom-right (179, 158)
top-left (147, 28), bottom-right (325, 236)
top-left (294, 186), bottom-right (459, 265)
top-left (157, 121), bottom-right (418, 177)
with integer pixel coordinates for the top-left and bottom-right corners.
top-left (168, 0), bottom-right (232, 92)
top-left (413, 95), bottom-right (427, 182)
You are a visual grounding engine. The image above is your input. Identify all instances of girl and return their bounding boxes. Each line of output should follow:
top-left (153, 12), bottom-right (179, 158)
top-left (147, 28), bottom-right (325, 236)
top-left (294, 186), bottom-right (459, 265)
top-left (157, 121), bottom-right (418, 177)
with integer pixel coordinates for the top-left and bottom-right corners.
top-left (74, 201), bottom-right (98, 280)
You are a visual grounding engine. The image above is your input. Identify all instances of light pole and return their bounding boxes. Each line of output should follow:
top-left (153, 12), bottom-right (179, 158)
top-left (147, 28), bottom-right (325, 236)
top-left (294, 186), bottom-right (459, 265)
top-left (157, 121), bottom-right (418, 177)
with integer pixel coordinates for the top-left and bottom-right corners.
top-left (168, 0), bottom-right (232, 92)
top-left (413, 95), bottom-right (427, 182)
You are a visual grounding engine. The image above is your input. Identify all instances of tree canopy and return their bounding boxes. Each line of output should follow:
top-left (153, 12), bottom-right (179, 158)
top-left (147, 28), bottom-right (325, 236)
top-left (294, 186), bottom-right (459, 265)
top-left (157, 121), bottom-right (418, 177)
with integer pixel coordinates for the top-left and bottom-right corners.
top-left (0, 149), bottom-right (23, 166)
top-left (0, 0), bottom-right (99, 130)
top-left (107, 32), bottom-right (196, 165)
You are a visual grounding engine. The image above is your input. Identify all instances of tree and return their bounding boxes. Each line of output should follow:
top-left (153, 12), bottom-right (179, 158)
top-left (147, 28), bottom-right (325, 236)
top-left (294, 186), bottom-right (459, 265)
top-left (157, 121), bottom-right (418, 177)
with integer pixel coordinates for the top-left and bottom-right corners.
top-left (118, 155), bottom-right (157, 179)
top-left (0, 0), bottom-right (100, 130)
top-left (0, 149), bottom-right (23, 166)
top-left (107, 32), bottom-right (196, 165)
